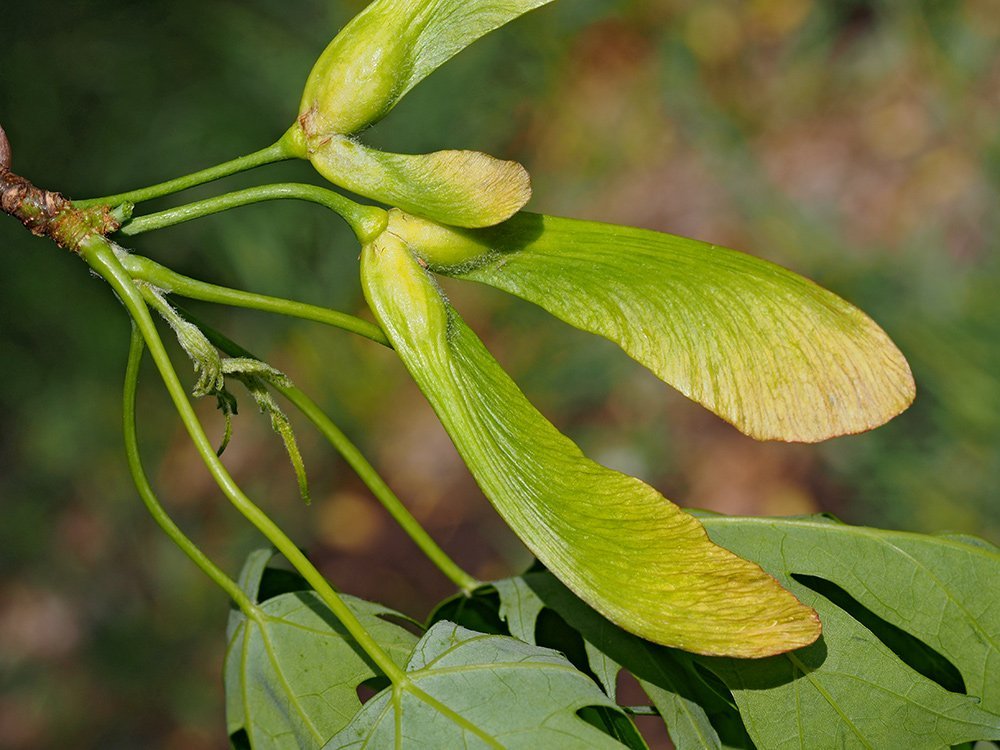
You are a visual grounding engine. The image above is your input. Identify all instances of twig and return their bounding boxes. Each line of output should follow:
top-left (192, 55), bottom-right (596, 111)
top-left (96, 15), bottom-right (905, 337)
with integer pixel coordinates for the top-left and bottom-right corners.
top-left (0, 123), bottom-right (11, 172)
top-left (0, 125), bottom-right (122, 250)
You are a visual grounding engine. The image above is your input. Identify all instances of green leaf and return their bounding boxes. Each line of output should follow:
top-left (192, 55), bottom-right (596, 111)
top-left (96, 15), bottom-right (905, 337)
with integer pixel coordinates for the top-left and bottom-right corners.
top-left (496, 533), bottom-right (1000, 750)
top-left (433, 576), bottom-right (732, 748)
top-left (299, 0), bottom-right (557, 135)
top-left (361, 231), bottom-right (820, 657)
top-left (703, 594), bottom-right (1000, 749)
top-left (500, 571), bottom-right (753, 750)
top-left (495, 576), bottom-right (546, 643)
top-left (429, 584), bottom-right (650, 748)
top-left (305, 135), bottom-right (530, 228)
top-left (225, 551), bottom-right (420, 749)
top-left (483, 516), bottom-right (1000, 747)
top-left (423, 212), bottom-right (915, 442)
top-left (638, 680), bottom-right (726, 750)
top-left (586, 640), bottom-right (620, 700)
top-left (323, 621), bottom-right (631, 749)
top-left (494, 577), bottom-right (621, 702)
top-left (696, 514), bottom-right (1000, 718)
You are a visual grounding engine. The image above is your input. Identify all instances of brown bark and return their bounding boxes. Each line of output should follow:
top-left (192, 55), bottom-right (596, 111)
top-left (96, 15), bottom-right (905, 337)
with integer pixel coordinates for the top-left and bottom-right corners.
top-left (0, 124), bottom-right (11, 171)
top-left (0, 124), bottom-right (121, 251)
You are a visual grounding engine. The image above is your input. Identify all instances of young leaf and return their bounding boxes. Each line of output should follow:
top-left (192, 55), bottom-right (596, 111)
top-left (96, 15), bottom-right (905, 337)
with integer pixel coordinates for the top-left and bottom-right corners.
top-left (323, 621), bottom-right (631, 749)
top-left (299, 0), bottom-right (557, 135)
top-left (361, 231), bottom-right (820, 657)
top-left (225, 552), bottom-right (420, 749)
top-left (222, 358), bottom-right (311, 504)
top-left (304, 134), bottom-right (530, 228)
top-left (416, 212), bottom-right (915, 442)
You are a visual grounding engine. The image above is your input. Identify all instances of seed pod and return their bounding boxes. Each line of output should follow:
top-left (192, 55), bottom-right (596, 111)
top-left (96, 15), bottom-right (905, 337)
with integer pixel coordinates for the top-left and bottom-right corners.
top-left (293, 0), bottom-right (554, 228)
top-left (361, 227), bottom-right (821, 657)
top-left (361, 230), bottom-right (450, 350)
top-left (300, 0), bottom-right (557, 136)
top-left (299, 12), bottom-right (407, 137)
top-left (380, 209), bottom-right (495, 269)
top-left (304, 137), bottom-right (531, 229)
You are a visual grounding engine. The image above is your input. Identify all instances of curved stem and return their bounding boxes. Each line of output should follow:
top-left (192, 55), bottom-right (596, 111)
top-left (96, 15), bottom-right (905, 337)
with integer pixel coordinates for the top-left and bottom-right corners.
top-left (119, 182), bottom-right (386, 244)
top-left (123, 324), bottom-right (255, 613)
top-left (283, 386), bottom-right (480, 594)
top-left (180, 310), bottom-right (479, 594)
top-left (81, 235), bottom-right (405, 683)
top-left (122, 253), bottom-right (391, 347)
top-left (74, 133), bottom-right (295, 209)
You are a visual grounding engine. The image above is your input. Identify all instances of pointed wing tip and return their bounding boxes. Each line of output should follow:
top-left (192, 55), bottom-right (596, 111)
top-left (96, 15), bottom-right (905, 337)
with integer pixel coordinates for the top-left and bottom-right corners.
top-left (733, 609), bottom-right (823, 659)
top-left (670, 599), bottom-right (822, 659)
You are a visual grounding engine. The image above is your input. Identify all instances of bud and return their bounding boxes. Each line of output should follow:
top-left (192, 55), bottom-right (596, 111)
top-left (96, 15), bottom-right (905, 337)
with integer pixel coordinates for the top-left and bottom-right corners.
top-left (0, 123), bottom-right (11, 172)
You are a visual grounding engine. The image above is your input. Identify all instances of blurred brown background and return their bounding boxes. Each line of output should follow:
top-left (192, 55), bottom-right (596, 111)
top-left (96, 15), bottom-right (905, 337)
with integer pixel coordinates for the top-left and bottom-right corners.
top-left (1, 0), bottom-right (998, 747)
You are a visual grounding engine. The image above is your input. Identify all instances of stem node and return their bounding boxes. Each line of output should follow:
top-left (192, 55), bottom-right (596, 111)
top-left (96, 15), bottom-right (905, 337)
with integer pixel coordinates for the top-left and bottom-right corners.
top-left (0, 139), bottom-right (125, 252)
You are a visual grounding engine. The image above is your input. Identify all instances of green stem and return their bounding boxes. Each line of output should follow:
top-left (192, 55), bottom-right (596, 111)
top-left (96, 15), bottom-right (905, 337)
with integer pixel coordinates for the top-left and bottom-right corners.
top-left (122, 324), bottom-right (256, 613)
top-left (120, 251), bottom-right (473, 588)
top-left (120, 182), bottom-right (386, 244)
top-left (122, 253), bottom-right (391, 347)
top-left (283, 386), bottom-right (480, 594)
top-left (181, 311), bottom-right (479, 594)
top-left (74, 132), bottom-right (296, 209)
top-left (81, 235), bottom-right (405, 683)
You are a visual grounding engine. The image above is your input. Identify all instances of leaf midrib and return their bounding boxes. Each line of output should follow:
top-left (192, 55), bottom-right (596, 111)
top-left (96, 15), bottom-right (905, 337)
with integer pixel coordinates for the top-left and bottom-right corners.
top-left (251, 613), bottom-right (328, 745)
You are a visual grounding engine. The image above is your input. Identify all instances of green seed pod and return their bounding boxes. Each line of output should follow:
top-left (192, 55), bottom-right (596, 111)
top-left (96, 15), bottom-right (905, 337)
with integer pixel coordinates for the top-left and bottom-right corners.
top-left (299, 9), bottom-right (408, 137)
top-left (361, 229), bottom-right (449, 350)
top-left (293, 1), bottom-right (555, 227)
top-left (300, 0), bottom-right (557, 137)
top-left (361, 224), bottom-right (821, 657)
top-left (383, 208), bottom-right (495, 269)
top-left (304, 138), bottom-right (531, 229)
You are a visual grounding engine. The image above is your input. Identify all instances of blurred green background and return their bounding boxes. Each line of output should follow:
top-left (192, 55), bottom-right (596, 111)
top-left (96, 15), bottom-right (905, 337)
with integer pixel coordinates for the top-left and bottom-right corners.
top-left (1, 1), bottom-right (997, 747)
